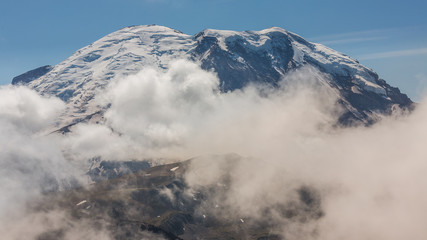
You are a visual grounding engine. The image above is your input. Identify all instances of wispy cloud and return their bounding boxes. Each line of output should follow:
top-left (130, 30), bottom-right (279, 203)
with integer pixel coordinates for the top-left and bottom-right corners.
top-left (309, 27), bottom-right (418, 46)
top-left (358, 47), bottom-right (427, 60)
top-left (311, 28), bottom-right (394, 40)
top-left (319, 36), bottom-right (386, 45)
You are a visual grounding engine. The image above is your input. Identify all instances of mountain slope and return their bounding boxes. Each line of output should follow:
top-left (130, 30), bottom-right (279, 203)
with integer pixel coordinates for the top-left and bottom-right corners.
top-left (35, 156), bottom-right (314, 239)
top-left (191, 27), bottom-right (412, 124)
top-left (13, 25), bottom-right (412, 127)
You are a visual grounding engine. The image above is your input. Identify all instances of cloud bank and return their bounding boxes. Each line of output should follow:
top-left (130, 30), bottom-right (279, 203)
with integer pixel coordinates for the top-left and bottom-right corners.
top-left (2, 60), bottom-right (427, 239)
top-left (65, 60), bottom-right (339, 162)
top-left (0, 86), bottom-right (92, 239)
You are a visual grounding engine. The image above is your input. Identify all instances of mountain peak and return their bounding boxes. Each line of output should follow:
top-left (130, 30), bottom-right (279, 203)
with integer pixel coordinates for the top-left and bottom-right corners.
top-left (257, 26), bottom-right (288, 33)
top-left (197, 28), bottom-right (241, 37)
top-left (117, 24), bottom-right (186, 35)
top-left (15, 26), bottom-right (412, 128)
top-left (196, 26), bottom-right (290, 39)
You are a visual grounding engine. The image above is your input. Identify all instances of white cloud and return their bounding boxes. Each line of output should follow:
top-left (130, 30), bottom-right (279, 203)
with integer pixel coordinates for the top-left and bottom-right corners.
top-left (358, 47), bottom-right (427, 60)
top-left (309, 28), bottom-right (399, 45)
top-left (87, 59), bottom-right (427, 240)
top-left (310, 28), bottom-right (397, 40)
top-left (0, 85), bottom-right (89, 239)
top-left (319, 36), bottom-right (386, 45)
top-left (183, 96), bottom-right (427, 239)
top-left (79, 60), bottom-right (338, 161)
top-left (3, 61), bottom-right (427, 239)
top-left (0, 85), bottom-right (64, 133)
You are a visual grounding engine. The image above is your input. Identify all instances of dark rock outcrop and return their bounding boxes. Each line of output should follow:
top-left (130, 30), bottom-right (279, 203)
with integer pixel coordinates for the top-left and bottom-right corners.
top-left (12, 65), bottom-right (52, 85)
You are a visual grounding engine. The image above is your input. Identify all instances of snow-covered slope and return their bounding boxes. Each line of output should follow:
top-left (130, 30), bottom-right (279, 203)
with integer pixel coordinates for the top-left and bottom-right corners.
top-left (191, 27), bottom-right (411, 123)
top-left (24, 25), bottom-right (196, 128)
top-left (15, 25), bottom-right (412, 128)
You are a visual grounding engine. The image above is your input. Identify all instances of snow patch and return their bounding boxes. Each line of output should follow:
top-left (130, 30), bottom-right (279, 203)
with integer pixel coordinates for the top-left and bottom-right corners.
top-left (76, 200), bottom-right (87, 206)
top-left (170, 166), bottom-right (179, 172)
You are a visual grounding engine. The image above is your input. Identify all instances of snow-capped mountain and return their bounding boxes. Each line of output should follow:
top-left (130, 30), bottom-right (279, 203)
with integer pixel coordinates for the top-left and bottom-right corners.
top-left (13, 25), bottom-right (412, 128)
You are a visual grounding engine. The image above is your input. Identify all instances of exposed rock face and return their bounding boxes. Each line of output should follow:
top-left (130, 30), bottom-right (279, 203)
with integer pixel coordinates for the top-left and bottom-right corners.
top-left (36, 158), bottom-right (321, 239)
top-left (87, 157), bottom-right (151, 182)
top-left (12, 65), bottom-right (52, 85)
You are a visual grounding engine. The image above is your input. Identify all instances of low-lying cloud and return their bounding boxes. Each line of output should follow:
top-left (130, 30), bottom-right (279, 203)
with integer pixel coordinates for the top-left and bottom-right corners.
top-left (0, 86), bottom-right (89, 239)
top-left (2, 60), bottom-right (427, 239)
top-left (67, 60), bottom-right (339, 161)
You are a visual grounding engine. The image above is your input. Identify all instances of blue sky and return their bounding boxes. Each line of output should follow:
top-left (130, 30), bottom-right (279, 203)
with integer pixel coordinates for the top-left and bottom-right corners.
top-left (1, 0), bottom-right (426, 100)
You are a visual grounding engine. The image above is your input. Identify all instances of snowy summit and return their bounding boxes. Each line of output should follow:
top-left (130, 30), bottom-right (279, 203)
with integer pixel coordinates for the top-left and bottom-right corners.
top-left (12, 25), bottom-right (412, 129)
